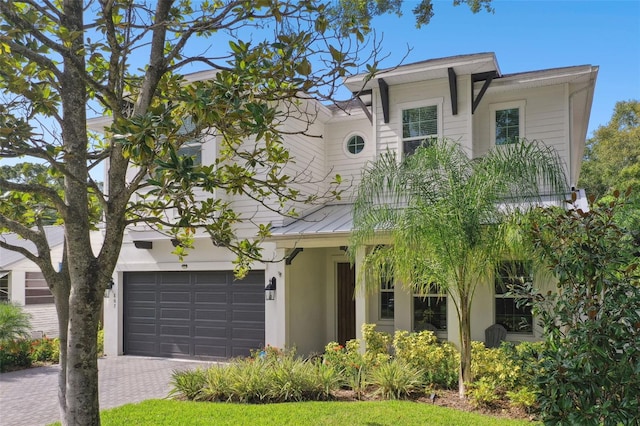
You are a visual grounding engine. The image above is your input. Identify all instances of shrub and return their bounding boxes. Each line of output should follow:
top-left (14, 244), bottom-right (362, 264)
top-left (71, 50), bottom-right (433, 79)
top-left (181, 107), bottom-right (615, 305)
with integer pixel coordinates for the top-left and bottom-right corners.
top-left (468, 377), bottom-right (500, 408)
top-left (507, 387), bottom-right (538, 413)
top-left (393, 330), bottom-right (458, 389)
top-left (97, 327), bottom-right (104, 356)
top-left (527, 191), bottom-right (640, 425)
top-left (0, 339), bottom-right (32, 372)
top-left (471, 341), bottom-right (520, 391)
top-left (361, 323), bottom-right (391, 364)
top-left (0, 302), bottom-right (32, 343)
top-left (368, 358), bottom-right (424, 400)
top-left (323, 339), bottom-right (368, 395)
top-left (168, 368), bottom-right (207, 400)
top-left (29, 336), bottom-right (60, 363)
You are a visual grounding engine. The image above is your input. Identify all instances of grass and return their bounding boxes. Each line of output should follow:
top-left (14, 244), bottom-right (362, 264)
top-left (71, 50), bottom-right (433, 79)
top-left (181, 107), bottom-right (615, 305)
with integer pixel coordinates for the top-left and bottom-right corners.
top-left (91, 399), bottom-right (535, 425)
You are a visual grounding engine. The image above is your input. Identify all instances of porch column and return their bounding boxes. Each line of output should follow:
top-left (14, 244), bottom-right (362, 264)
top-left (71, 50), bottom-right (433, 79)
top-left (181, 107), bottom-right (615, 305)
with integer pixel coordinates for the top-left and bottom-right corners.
top-left (354, 246), bottom-right (368, 342)
top-left (265, 248), bottom-right (287, 349)
top-left (103, 271), bottom-right (121, 356)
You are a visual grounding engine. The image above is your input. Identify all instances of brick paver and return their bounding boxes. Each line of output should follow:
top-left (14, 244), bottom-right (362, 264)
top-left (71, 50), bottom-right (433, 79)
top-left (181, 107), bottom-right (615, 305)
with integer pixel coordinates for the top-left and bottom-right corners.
top-left (0, 356), bottom-right (210, 426)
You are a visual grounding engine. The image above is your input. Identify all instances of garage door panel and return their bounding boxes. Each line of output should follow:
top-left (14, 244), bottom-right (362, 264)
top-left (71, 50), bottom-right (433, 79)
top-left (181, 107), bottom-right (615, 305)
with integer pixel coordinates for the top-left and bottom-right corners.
top-left (160, 308), bottom-right (191, 320)
top-left (194, 309), bottom-right (227, 321)
top-left (160, 291), bottom-right (191, 303)
top-left (124, 270), bottom-right (264, 359)
top-left (194, 291), bottom-right (227, 303)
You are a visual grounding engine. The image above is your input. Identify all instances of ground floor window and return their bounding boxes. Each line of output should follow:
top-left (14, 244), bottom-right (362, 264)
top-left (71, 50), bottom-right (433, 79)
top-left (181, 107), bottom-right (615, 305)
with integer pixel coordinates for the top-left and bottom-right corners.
top-left (25, 271), bottom-right (53, 305)
top-left (414, 285), bottom-right (447, 332)
top-left (380, 279), bottom-right (394, 320)
top-left (495, 261), bottom-right (533, 333)
top-left (0, 273), bottom-right (8, 301)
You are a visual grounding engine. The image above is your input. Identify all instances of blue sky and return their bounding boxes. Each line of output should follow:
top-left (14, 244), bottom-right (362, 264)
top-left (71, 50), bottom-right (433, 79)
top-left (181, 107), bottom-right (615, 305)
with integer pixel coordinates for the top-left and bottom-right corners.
top-left (366, 0), bottom-right (640, 137)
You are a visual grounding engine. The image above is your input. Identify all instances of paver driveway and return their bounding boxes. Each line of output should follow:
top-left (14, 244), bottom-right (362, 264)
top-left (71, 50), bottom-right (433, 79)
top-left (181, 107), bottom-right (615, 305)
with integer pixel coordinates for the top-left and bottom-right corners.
top-left (0, 356), bottom-right (210, 426)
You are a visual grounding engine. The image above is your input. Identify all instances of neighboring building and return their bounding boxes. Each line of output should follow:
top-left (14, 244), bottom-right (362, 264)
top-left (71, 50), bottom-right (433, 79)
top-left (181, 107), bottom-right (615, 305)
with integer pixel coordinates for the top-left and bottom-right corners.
top-left (0, 226), bottom-right (64, 338)
top-left (95, 53), bottom-right (597, 360)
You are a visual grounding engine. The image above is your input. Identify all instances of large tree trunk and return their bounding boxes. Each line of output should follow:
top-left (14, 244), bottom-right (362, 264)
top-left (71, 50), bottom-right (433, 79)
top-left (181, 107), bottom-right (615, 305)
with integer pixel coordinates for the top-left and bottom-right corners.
top-left (64, 270), bottom-right (103, 425)
top-left (53, 279), bottom-right (70, 419)
top-left (458, 296), bottom-right (472, 399)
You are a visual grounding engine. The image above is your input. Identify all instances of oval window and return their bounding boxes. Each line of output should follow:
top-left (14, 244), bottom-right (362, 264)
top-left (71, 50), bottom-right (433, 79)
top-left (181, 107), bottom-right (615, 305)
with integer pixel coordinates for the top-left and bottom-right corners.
top-left (346, 135), bottom-right (365, 155)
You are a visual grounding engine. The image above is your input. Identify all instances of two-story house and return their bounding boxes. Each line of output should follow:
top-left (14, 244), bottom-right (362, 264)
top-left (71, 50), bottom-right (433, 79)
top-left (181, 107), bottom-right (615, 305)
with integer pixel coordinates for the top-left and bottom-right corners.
top-left (99, 52), bottom-right (598, 360)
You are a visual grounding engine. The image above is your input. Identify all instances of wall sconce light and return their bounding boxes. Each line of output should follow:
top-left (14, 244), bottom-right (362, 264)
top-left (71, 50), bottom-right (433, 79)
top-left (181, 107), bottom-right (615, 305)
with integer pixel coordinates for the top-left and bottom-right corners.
top-left (104, 279), bottom-right (114, 298)
top-left (265, 277), bottom-right (276, 301)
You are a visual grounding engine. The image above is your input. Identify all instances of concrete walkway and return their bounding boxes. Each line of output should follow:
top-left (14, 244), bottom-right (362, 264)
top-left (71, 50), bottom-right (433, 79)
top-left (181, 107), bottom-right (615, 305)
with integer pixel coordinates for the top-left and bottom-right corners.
top-left (0, 356), bottom-right (210, 426)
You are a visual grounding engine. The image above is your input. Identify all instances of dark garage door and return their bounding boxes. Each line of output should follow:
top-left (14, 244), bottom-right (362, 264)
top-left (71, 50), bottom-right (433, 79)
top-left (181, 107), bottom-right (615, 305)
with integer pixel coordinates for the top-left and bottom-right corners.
top-left (124, 270), bottom-right (265, 359)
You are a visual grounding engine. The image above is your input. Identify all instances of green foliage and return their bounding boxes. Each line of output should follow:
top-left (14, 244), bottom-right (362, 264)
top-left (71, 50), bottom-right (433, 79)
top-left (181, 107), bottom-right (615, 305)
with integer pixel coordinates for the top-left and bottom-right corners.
top-left (368, 358), bottom-right (424, 400)
top-left (467, 377), bottom-right (500, 409)
top-left (97, 328), bottom-right (104, 357)
top-left (506, 387), bottom-right (538, 413)
top-left (172, 350), bottom-right (340, 404)
top-left (361, 323), bottom-right (392, 364)
top-left (29, 336), bottom-right (60, 363)
top-left (0, 302), bottom-right (32, 343)
top-left (527, 190), bottom-right (640, 425)
top-left (350, 139), bottom-right (569, 394)
top-left (393, 330), bottom-right (459, 389)
top-left (0, 338), bottom-right (32, 372)
top-left (169, 368), bottom-right (207, 401)
top-left (579, 100), bottom-right (640, 199)
top-left (323, 340), bottom-right (369, 397)
top-left (471, 342), bottom-right (520, 390)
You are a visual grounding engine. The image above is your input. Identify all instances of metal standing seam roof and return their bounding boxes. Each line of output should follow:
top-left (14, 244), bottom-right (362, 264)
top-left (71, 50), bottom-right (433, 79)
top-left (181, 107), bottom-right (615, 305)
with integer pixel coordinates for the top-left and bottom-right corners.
top-left (269, 204), bottom-right (354, 237)
top-left (0, 226), bottom-right (65, 269)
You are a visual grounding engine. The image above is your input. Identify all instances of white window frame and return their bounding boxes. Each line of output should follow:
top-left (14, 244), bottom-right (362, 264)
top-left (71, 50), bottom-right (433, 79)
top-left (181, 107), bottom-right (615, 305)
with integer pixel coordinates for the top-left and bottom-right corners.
top-left (494, 260), bottom-right (534, 334)
top-left (398, 98), bottom-right (443, 158)
top-left (379, 279), bottom-right (394, 321)
top-left (490, 100), bottom-right (526, 146)
top-left (413, 285), bottom-right (447, 333)
top-left (343, 132), bottom-right (367, 157)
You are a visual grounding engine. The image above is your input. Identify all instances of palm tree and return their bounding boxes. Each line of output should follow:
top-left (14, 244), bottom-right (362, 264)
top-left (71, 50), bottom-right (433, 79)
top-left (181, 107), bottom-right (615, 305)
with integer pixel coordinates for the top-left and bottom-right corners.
top-left (350, 139), bottom-right (568, 398)
top-left (0, 302), bottom-right (32, 343)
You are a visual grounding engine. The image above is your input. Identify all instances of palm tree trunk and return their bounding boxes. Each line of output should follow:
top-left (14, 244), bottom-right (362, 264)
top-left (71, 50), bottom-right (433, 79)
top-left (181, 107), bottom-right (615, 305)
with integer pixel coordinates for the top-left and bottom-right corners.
top-left (458, 295), bottom-right (472, 398)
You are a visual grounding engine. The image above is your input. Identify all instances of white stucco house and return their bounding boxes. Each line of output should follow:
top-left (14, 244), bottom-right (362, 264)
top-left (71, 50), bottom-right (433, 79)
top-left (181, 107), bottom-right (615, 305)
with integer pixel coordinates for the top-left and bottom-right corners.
top-left (94, 52), bottom-right (597, 360)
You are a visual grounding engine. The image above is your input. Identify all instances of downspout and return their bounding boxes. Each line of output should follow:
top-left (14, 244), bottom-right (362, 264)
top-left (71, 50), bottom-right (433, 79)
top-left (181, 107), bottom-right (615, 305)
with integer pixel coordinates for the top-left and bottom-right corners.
top-left (568, 83), bottom-right (593, 188)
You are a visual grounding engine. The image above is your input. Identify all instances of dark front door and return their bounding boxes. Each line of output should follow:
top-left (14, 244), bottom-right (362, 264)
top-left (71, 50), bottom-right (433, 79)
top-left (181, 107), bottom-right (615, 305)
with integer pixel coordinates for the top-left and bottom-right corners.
top-left (337, 262), bottom-right (356, 345)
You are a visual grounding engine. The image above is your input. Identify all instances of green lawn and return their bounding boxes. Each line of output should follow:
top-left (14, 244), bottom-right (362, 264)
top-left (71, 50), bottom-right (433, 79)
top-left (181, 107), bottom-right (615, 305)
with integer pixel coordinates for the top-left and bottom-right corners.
top-left (93, 399), bottom-right (535, 425)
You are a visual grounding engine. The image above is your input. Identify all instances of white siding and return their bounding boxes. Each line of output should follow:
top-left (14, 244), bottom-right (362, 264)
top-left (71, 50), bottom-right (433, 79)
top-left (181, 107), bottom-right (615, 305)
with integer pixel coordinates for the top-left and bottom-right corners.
top-left (473, 84), bottom-right (570, 176)
top-left (324, 116), bottom-right (374, 200)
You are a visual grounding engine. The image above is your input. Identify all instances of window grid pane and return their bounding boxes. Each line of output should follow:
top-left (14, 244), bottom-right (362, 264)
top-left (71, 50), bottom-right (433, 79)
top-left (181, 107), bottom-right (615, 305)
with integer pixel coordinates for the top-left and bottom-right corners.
top-left (347, 135), bottom-right (365, 154)
top-left (495, 108), bottom-right (520, 145)
top-left (413, 295), bottom-right (447, 331)
top-left (402, 106), bottom-right (438, 142)
top-left (380, 279), bottom-right (394, 320)
top-left (495, 261), bottom-right (533, 332)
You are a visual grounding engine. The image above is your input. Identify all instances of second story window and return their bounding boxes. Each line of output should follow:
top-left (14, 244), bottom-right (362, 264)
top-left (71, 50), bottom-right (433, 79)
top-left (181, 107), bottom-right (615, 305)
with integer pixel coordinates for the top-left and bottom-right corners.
top-left (346, 134), bottom-right (365, 155)
top-left (402, 105), bottom-right (438, 156)
top-left (177, 143), bottom-right (202, 166)
top-left (491, 101), bottom-right (526, 146)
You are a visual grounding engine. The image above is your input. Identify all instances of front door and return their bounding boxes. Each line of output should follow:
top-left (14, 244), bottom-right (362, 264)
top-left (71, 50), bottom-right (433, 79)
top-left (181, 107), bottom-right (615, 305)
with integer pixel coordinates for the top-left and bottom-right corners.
top-left (337, 262), bottom-right (356, 345)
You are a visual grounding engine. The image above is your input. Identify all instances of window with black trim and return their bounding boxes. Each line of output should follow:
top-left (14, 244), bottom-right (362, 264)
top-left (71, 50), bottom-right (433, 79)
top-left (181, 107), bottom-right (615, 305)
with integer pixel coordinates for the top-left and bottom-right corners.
top-left (495, 261), bottom-right (533, 333)
top-left (402, 105), bottom-right (438, 156)
top-left (346, 135), bottom-right (365, 155)
top-left (413, 284), bottom-right (446, 332)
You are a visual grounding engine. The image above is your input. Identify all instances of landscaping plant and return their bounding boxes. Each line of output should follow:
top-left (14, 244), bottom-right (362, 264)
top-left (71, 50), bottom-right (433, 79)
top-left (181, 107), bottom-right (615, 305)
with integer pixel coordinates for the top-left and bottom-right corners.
top-left (0, 302), bottom-right (31, 342)
top-left (526, 190), bottom-right (640, 425)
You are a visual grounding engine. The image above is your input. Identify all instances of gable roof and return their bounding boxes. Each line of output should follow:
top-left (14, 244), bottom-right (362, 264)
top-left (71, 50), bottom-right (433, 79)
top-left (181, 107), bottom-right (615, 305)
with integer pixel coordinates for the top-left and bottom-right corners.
top-left (0, 226), bottom-right (65, 269)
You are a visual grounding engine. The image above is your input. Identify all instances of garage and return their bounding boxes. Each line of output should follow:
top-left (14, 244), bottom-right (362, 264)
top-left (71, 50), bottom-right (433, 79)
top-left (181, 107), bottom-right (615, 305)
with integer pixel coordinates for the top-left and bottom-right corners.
top-left (123, 270), bottom-right (265, 359)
